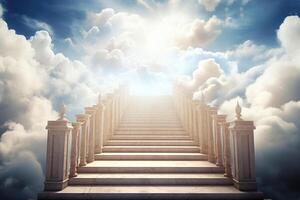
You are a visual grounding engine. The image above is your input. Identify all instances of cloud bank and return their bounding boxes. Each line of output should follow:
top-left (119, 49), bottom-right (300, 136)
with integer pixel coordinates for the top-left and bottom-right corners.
top-left (177, 15), bottom-right (300, 200)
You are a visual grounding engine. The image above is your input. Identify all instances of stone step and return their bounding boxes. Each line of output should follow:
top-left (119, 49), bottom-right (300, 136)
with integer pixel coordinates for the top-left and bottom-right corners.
top-left (103, 146), bottom-right (200, 153)
top-left (114, 130), bottom-right (187, 135)
top-left (124, 114), bottom-right (177, 116)
top-left (120, 121), bottom-right (181, 125)
top-left (111, 135), bottom-right (190, 140)
top-left (116, 127), bottom-right (185, 131)
top-left (95, 152), bottom-right (207, 160)
top-left (38, 186), bottom-right (264, 200)
top-left (77, 160), bottom-right (224, 173)
top-left (105, 140), bottom-right (196, 146)
top-left (69, 173), bottom-right (231, 185)
top-left (123, 116), bottom-right (178, 119)
top-left (118, 124), bottom-right (182, 128)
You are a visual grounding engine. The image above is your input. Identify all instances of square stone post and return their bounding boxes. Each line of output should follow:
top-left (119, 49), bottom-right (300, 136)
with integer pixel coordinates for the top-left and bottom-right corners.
top-left (69, 122), bottom-right (81, 178)
top-left (76, 114), bottom-right (90, 167)
top-left (207, 106), bottom-right (217, 163)
top-left (229, 102), bottom-right (257, 191)
top-left (85, 107), bottom-right (96, 163)
top-left (44, 104), bottom-right (73, 191)
top-left (213, 114), bottom-right (226, 166)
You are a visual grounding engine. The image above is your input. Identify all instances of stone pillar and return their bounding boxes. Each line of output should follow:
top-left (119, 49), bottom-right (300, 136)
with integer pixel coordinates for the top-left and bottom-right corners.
top-left (69, 122), bottom-right (81, 178)
top-left (103, 95), bottom-right (112, 143)
top-left (221, 122), bottom-right (231, 177)
top-left (213, 114), bottom-right (226, 166)
top-left (94, 95), bottom-right (101, 154)
top-left (95, 95), bottom-right (105, 154)
top-left (44, 104), bottom-right (73, 191)
top-left (187, 97), bottom-right (192, 137)
top-left (192, 100), bottom-right (199, 144)
top-left (229, 102), bottom-right (257, 191)
top-left (85, 107), bottom-right (96, 163)
top-left (97, 98), bottom-right (105, 153)
top-left (76, 114), bottom-right (89, 167)
top-left (183, 95), bottom-right (188, 131)
top-left (197, 102), bottom-right (208, 154)
top-left (207, 106), bottom-right (217, 163)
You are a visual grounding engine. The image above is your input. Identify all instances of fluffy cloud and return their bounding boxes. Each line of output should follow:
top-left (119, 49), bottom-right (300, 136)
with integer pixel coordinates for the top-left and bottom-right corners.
top-left (175, 16), bottom-right (222, 49)
top-left (198, 0), bottom-right (221, 12)
top-left (277, 15), bottom-right (300, 54)
top-left (0, 18), bottom-right (102, 200)
top-left (212, 16), bottom-right (300, 200)
top-left (192, 58), bottom-right (223, 89)
top-left (176, 15), bottom-right (300, 200)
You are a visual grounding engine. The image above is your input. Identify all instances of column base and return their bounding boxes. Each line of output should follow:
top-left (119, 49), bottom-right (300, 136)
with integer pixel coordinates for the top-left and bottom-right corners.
top-left (233, 179), bottom-right (257, 191)
top-left (79, 160), bottom-right (87, 167)
top-left (95, 145), bottom-right (103, 154)
top-left (208, 155), bottom-right (215, 163)
top-left (44, 179), bottom-right (68, 191)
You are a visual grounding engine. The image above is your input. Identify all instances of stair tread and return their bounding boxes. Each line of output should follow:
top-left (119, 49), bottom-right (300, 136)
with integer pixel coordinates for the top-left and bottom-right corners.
top-left (72, 173), bottom-right (228, 179)
top-left (39, 185), bottom-right (264, 197)
top-left (104, 145), bottom-right (199, 148)
top-left (81, 160), bottom-right (219, 168)
top-left (96, 152), bottom-right (204, 156)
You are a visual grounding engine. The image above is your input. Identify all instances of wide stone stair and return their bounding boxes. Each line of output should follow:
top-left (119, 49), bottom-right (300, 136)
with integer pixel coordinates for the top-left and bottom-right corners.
top-left (39, 96), bottom-right (264, 199)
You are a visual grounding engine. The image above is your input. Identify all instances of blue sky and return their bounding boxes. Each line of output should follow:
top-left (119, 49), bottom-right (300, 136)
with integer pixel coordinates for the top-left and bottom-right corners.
top-left (2, 0), bottom-right (299, 51)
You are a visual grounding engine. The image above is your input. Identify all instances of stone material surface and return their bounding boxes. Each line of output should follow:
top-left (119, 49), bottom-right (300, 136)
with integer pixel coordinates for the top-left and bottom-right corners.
top-left (76, 114), bottom-right (90, 167)
top-left (229, 120), bottom-right (257, 191)
top-left (40, 93), bottom-right (263, 199)
top-left (44, 119), bottom-right (73, 191)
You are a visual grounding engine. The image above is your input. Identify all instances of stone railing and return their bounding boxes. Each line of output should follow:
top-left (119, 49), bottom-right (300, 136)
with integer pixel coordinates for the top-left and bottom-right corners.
top-left (43, 84), bottom-right (129, 191)
top-left (173, 84), bottom-right (257, 191)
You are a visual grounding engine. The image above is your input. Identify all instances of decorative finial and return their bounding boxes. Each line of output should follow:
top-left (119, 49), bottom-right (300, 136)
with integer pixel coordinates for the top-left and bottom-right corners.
top-left (235, 100), bottom-right (242, 120)
top-left (59, 103), bottom-right (66, 120)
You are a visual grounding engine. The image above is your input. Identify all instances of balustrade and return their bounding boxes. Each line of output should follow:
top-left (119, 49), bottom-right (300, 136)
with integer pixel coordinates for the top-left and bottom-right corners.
top-left (173, 83), bottom-right (257, 191)
top-left (44, 84), bottom-right (129, 191)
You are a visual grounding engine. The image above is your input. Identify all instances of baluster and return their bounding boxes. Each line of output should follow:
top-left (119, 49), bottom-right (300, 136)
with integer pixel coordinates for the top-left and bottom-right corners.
top-left (69, 122), bottom-right (81, 178)
top-left (76, 114), bottom-right (89, 166)
top-left (213, 114), bottom-right (226, 166)
top-left (192, 100), bottom-right (199, 144)
top-left (197, 100), bottom-right (208, 154)
top-left (207, 106), bottom-right (217, 163)
top-left (85, 107), bottom-right (96, 163)
top-left (221, 122), bottom-right (231, 177)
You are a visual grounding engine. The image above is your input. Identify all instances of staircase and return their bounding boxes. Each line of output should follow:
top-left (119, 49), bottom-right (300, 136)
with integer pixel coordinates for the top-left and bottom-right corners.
top-left (39, 95), bottom-right (264, 200)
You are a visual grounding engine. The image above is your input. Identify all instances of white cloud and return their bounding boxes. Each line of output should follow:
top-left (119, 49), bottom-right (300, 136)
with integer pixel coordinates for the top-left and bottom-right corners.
top-left (87, 8), bottom-right (115, 28)
top-left (175, 16), bottom-right (223, 49)
top-left (277, 15), bottom-right (300, 54)
top-left (198, 0), bottom-right (221, 12)
top-left (0, 19), bottom-right (107, 200)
